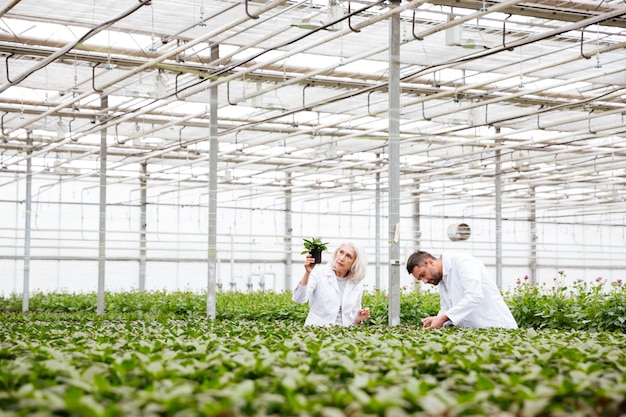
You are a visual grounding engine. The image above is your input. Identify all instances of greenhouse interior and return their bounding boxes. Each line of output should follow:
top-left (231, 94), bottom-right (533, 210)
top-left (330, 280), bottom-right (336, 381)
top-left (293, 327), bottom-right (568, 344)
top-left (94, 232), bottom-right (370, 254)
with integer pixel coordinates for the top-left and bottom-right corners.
top-left (1, 0), bottom-right (626, 299)
top-left (2, 2), bottom-right (626, 416)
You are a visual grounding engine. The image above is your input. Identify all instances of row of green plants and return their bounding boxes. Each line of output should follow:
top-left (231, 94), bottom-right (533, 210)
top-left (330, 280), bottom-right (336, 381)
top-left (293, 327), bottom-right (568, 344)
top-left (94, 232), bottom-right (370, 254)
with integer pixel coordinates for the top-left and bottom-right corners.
top-left (0, 273), bottom-right (624, 331)
top-left (1, 316), bottom-right (625, 416)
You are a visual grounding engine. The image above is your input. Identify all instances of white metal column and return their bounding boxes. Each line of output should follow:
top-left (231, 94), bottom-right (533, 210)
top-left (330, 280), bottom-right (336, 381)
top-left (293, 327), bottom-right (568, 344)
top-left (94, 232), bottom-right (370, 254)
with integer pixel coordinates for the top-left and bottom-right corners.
top-left (97, 95), bottom-right (108, 315)
top-left (285, 172), bottom-right (292, 290)
top-left (21, 129), bottom-right (32, 313)
top-left (375, 155), bottom-right (381, 289)
top-left (139, 161), bottom-right (147, 291)
top-left (529, 186), bottom-right (537, 283)
top-left (495, 134), bottom-right (503, 289)
top-left (206, 44), bottom-right (219, 318)
top-left (388, 3), bottom-right (401, 326)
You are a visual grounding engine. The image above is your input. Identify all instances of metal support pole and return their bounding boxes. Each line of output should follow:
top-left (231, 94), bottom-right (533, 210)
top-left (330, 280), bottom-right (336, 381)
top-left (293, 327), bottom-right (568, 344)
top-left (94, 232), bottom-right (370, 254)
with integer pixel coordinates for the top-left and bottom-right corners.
top-left (139, 161), bottom-right (147, 291)
top-left (495, 133), bottom-right (503, 289)
top-left (375, 154), bottom-right (381, 289)
top-left (412, 179), bottom-right (421, 248)
top-left (388, 6), bottom-right (401, 326)
top-left (412, 179), bottom-right (421, 292)
top-left (285, 172), bottom-right (292, 290)
top-left (529, 185), bottom-right (537, 283)
top-left (206, 44), bottom-right (219, 319)
top-left (21, 129), bottom-right (32, 313)
top-left (97, 95), bottom-right (108, 315)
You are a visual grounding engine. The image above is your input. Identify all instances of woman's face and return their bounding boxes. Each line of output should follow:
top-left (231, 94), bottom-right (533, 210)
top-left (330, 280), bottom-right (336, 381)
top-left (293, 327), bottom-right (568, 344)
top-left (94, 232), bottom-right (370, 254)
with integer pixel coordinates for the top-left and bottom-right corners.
top-left (334, 244), bottom-right (356, 278)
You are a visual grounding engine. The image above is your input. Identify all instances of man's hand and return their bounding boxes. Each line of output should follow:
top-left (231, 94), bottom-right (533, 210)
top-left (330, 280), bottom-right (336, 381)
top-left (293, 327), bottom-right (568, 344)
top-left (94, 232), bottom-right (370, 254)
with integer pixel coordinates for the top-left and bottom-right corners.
top-left (421, 314), bottom-right (449, 330)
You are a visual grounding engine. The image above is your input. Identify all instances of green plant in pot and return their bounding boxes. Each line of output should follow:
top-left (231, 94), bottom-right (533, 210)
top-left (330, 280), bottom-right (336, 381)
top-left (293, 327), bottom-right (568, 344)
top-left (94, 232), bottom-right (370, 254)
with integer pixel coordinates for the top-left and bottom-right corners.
top-left (301, 237), bottom-right (329, 264)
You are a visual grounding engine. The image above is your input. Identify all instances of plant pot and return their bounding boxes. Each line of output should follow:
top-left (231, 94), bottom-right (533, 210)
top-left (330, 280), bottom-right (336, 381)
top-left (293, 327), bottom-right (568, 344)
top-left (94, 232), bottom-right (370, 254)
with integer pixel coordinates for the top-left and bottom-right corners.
top-left (310, 248), bottom-right (323, 264)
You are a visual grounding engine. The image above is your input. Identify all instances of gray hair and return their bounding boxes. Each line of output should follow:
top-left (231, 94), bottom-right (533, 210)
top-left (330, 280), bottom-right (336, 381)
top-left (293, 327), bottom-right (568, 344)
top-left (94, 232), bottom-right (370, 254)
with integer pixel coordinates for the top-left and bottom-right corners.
top-left (330, 242), bottom-right (368, 283)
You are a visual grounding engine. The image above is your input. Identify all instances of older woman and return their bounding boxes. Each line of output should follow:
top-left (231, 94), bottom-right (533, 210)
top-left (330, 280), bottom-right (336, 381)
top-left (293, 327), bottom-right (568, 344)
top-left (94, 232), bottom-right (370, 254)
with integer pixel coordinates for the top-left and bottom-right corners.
top-left (292, 242), bottom-right (370, 326)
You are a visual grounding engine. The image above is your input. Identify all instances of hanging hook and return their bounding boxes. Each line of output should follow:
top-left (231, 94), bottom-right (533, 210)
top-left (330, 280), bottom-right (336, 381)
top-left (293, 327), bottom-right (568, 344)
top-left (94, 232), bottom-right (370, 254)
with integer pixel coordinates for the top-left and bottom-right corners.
top-left (226, 81), bottom-right (238, 106)
top-left (235, 131), bottom-right (244, 152)
top-left (412, 8), bottom-right (422, 40)
top-left (587, 108), bottom-right (595, 134)
top-left (580, 27), bottom-right (593, 59)
top-left (92, 63), bottom-right (104, 93)
top-left (179, 126), bottom-right (187, 149)
top-left (4, 53), bottom-right (15, 83)
top-left (302, 84), bottom-right (311, 110)
top-left (68, 116), bottom-right (77, 141)
top-left (367, 91), bottom-right (377, 116)
top-left (421, 101), bottom-right (431, 121)
top-left (175, 73), bottom-right (185, 100)
top-left (1, 112), bottom-right (7, 142)
top-left (245, 0), bottom-right (260, 19)
top-left (501, 14), bottom-right (514, 51)
top-left (114, 124), bottom-right (124, 145)
top-left (348, 1), bottom-right (361, 33)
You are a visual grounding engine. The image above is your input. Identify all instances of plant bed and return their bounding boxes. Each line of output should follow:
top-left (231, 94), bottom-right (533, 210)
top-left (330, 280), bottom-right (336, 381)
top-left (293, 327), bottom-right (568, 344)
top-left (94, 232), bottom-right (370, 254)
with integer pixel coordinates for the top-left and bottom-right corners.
top-left (0, 316), bottom-right (625, 416)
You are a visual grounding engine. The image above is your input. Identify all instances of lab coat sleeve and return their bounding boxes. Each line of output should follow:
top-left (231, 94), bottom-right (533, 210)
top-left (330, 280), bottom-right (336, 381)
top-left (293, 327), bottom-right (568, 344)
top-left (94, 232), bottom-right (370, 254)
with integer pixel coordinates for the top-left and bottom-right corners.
top-left (292, 271), bottom-right (318, 304)
top-left (443, 257), bottom-right (484, 325)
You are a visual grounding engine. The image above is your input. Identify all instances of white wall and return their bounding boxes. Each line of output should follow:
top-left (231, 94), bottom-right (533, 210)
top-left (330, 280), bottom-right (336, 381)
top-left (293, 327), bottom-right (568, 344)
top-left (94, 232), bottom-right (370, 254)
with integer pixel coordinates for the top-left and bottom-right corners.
top-left (1, 172), bottom-right (624, 295)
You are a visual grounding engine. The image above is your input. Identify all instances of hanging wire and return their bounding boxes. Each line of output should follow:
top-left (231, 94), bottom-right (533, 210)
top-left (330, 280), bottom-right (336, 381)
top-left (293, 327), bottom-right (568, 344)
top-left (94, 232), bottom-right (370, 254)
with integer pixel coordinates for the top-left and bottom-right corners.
top-left (198, 0), bottom-right (207, 26)
top-left (518, 46), bottom-right (524, 88)
top-left (149, 1), bottom-right (157, 51)
top-left (594, 23), bottom-right (602, 68)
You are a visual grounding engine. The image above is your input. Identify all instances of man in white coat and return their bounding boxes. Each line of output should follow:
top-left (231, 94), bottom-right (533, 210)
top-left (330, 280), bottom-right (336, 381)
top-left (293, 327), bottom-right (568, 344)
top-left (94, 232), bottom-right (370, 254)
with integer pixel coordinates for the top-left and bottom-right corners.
top-left (293, 242), bottom-right (370, 326)
top-left (406, 250), bottom-right (518, 329)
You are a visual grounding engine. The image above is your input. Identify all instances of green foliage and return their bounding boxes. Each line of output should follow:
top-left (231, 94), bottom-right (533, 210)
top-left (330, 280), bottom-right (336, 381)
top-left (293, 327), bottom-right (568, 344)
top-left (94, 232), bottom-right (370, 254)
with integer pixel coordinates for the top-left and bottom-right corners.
top-left (1, 272), bottom-right (625, 331)
top-left (300, 237), bottom-right (329, 254)
top-left (0, 318), bottom-right (624, 416)
top-left (1, 276), bottom-right (625, 415)
top-left (506, 272), bottom-right (626, 332)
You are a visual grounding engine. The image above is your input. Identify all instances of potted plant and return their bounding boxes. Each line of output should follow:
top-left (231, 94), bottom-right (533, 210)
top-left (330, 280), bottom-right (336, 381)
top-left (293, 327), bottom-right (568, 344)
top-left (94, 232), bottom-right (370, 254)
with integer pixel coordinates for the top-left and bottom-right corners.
top-left (301, 237), bottom-right (329, 264)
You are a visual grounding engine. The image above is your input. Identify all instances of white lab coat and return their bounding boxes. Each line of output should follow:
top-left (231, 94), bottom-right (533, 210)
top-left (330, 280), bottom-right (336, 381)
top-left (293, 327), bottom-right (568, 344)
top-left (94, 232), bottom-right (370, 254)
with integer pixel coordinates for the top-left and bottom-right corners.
top-left (438, 253), bottom-right (518, 329)
top-left (292, 263), bottom-right (364, 326)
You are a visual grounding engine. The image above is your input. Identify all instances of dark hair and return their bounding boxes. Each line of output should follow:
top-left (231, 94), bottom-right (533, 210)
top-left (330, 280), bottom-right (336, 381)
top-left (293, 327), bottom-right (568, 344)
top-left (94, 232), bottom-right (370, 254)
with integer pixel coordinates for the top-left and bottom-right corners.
top-left (406, 251), bottom-right (436, 274)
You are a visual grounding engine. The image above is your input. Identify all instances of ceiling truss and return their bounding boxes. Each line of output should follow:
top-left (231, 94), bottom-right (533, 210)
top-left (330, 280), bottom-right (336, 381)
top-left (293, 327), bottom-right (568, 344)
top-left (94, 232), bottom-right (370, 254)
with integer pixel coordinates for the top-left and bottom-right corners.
top-left (0, 0), bottom-right (625, 217)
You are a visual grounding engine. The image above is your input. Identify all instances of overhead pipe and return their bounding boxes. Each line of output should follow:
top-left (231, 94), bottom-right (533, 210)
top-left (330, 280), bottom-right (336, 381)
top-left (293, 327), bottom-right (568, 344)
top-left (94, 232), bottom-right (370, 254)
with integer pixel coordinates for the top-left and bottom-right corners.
top-left (0, 0), bottom-right (608, 151)
top-left (5, 0), bottom-right (290, 145)
top-left (399, 115), bottom-right (626, 178)
top-left (5, 87), bottom-right (624, 202)
top-left (0, 0), bottom-right (152, 94)
top-left (164, 0), bottom-right (388, 107)
top-left (397, 134), bottom-right (626, 200)
top-left (0, 0), bottom-right (559, 161)
top-left (0, 0), bottom-right (21, 18)
top-left (27, 0), bottom-right (395, 154)
top-left (219, 4), bottom-right (626, 139)
top-left (221, 81), bottom-right (621, 185)
top-left (195, 96), bottom-right (618, 193)
top-left (412, 0), bottom-right (521, 41)
top-left (390, 39), bottom-right (626, 128)
top-left (2, 1), bottom-right (620, 190)
top-left (402, 5), bottom-right (626, 82)
top-left (410, 63), bottom-right (626, 126)
top-left (82, 0), bottom-right (293, 144)
top-left (103, 21), bottom-right (625, 155)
